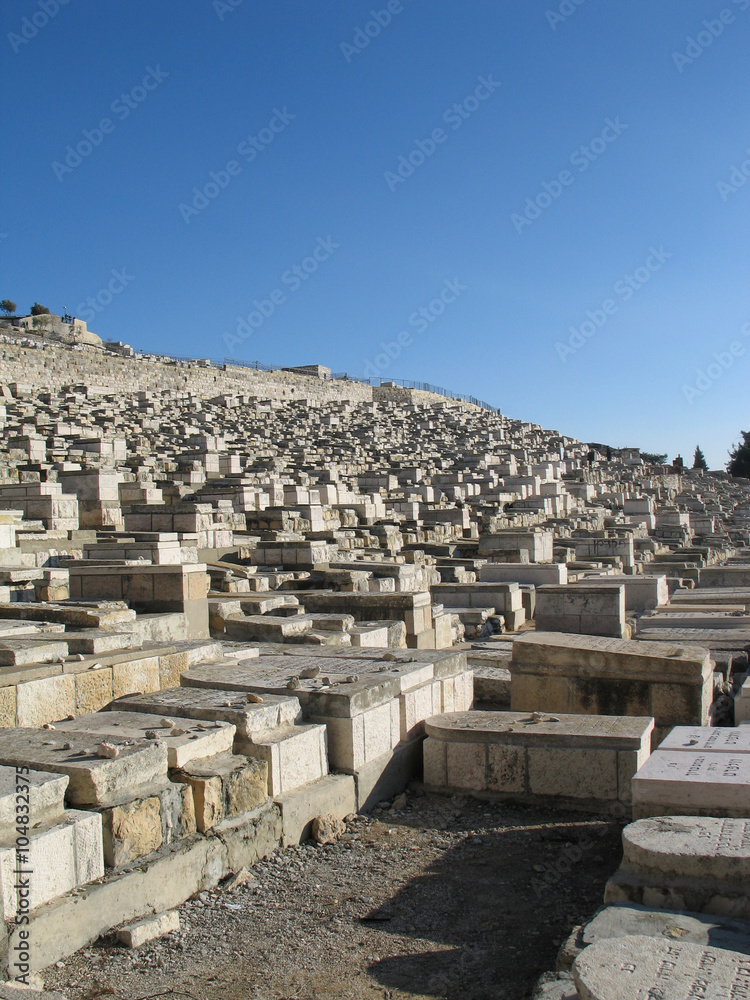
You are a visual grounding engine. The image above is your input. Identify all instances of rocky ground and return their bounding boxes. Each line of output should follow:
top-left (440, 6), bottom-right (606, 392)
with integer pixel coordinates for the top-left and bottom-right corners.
top-left (45, 790), bottom-right (625, 1000)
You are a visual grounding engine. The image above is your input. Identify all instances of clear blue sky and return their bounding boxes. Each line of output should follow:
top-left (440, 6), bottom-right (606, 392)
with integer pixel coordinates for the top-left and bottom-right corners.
top-left (3, 1), bottom-right (749, 470)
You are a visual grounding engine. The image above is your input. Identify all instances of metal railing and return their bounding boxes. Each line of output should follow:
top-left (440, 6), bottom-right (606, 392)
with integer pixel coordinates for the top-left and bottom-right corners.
top-left (329, 374), bottom-right (501, 413)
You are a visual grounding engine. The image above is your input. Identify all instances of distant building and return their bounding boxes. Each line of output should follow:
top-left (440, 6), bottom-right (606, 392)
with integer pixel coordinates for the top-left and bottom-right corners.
top-left (611, 447), bottom-right (643, 466)
top-left (7, 312), bottom-right (102, 347)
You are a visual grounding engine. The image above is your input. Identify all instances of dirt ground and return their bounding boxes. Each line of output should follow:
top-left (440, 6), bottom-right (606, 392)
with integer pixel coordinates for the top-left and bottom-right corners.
top-left (45, 789), bottom-right (625, 1000)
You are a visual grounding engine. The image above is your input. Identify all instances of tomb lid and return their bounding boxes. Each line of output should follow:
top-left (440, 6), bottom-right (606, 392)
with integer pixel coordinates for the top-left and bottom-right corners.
top-left (574, 934), bottom-right (750, 1000)
top-left (425, 710), bottom-right (653, 749)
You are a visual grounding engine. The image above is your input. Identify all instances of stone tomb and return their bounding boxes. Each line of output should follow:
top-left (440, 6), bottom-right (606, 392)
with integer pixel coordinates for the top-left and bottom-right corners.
top-left (631, 750), bottom-right (750, 819)
top-left (573, 934), bottom-right (750, 1000)
top-left (182, 652), bottom-right (472, 766)
top-left (736, 676), bottom-right (750, 725)
top-left (179, 652), bottom-right (464, 810)
top-left (510, 632), bottom-right (713, 747)
top-left (0, 728), bottom-right (167, 808)
top-left (113, 686), bottom-right (302, 742)
top-left (182, 658), bottom-right (403, 773)
top-left (55, 710), bottom-right (236, 768)
top-left (534, 584), bottom-right (628, 639)
top-left (113, 686), bottom-right (327, 797)
top-left (605, 815), bottom-right (750, 917)
top-left (0, 729), bottom-right (196, 867)
top-left (0, 765), bottom-right (103, 920)
top-left (422, 710), bottom-right (653, 811)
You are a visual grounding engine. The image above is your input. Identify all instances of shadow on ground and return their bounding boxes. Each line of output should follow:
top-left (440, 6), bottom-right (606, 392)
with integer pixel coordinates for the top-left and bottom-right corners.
top-left (366, 809), bottom-right (624, 1000)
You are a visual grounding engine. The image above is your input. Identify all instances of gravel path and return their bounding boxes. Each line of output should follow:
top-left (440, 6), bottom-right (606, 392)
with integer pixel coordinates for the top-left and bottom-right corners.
top-left (45, 790), bottom-right (624, 1000)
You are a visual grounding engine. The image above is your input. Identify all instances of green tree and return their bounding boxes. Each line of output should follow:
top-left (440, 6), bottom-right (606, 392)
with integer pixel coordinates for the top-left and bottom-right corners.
top-left (728, 431), bottom-right (750, 478)
top-left (692, 445), bottom-right (708, 471)
top-left (0, 300), bottom-right (16, 317)
top-left (30, 302), bottom-right (50, 316)
top-left (641, 452), bottom-right (668, 465)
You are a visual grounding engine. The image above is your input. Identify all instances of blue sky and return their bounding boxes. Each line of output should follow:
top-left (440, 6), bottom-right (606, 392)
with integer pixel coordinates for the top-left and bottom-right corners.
top-left (2, 1), bottom-right (749, 470)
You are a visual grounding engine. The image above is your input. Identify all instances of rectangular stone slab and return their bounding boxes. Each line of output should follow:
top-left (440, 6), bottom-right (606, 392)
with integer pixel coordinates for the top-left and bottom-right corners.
top-left (113, 687), bottom-right (301, 738)
top-left (659, 726), bottom-right (750, 755)
top-left (181, 660), bottom-right (404, 718)
top-left (424, 710), bottom-right (653, 750)
top-left (0, 621), bottom-right (65, 638)
top-left (511, 632), bottom-right (712, 681)
top-left (0, 639), bottom-right (69, 666)
top-left (348, 648), bottom-right (467, 682)
top-left (0, 765), bottom-right (68, 833)
top-left (62, 631), bottom-right (137, 655)
top-left (0, 602), bottom-right (136, 630)
top-left (633, 628), bottom-right (750, 649)
top-left (255, 644), bottom-right (468, 679)
top-left (671, 589), bottom-right (750, 607)
top-left (0, 729), bottom-right (168, 807)
top-left (639, 612), bottom-right (750, 629)
top-left (0, 807), bottom-right (104, 919)
top-left (55, 711), bottom-right (236, 768)
top-left (632, 749), bottom-right (750, 817)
